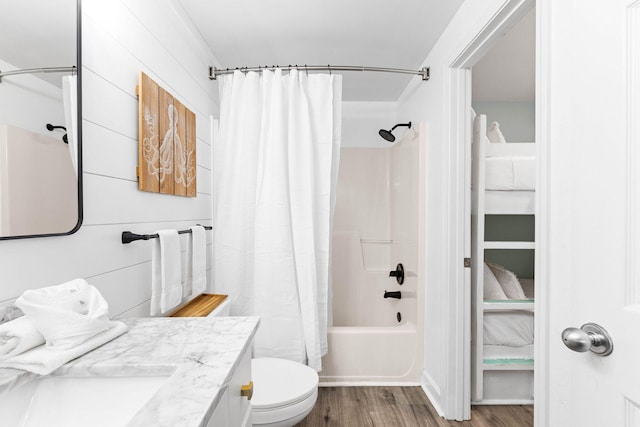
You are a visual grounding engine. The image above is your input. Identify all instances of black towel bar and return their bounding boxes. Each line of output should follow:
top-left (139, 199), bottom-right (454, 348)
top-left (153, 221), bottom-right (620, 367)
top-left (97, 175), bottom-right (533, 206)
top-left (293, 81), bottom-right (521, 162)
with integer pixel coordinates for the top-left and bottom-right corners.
top-left (121, 226), bottom-right (212, 244)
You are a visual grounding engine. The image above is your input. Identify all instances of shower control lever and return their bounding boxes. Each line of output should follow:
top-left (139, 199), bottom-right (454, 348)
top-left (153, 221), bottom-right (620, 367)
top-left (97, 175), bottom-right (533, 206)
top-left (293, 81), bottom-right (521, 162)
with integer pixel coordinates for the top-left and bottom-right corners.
top-left (389, 263), bottom-right (405, 284)
top-left (384, 290), bottom-right (401, 299)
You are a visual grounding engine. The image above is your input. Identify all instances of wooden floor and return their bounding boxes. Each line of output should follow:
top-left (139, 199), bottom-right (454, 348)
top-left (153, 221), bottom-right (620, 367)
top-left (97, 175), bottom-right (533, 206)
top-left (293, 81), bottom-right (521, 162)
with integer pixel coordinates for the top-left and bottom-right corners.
top-left (295, 387), bottom-right (533, 427)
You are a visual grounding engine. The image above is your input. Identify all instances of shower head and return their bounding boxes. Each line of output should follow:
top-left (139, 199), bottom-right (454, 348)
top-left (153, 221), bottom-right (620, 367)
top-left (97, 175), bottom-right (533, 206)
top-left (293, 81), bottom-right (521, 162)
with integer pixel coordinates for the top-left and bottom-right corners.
top-left (378, 128), bottom-right (396, 142)
top-left (378, 122), bottom-right (411, 142)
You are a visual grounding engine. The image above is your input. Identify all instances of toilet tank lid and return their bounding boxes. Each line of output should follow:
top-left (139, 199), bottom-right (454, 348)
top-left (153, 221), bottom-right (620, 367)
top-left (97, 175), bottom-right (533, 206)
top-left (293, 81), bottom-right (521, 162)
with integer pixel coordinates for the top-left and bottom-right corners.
top-left (251, 358), bottom-right (319, 409)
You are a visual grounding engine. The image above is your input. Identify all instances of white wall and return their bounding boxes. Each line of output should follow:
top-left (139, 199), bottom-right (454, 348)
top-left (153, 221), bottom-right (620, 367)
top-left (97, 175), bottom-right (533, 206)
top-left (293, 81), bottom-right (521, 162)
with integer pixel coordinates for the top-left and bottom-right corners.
top-left (0, 0), bottom-right (218, 319)
top-left (471, 101), bottom-right (535, 142)
top-left (341, 102), bottom-right (398, 148)
top-left (397, 0), bottom-right (533, 418)
top-left (0, 58), bottom-right (65, 136)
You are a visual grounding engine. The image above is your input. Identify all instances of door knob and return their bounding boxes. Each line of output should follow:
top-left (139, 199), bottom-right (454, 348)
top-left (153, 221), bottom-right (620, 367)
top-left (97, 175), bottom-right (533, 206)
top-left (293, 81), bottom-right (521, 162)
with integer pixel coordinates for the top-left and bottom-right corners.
top-left (561, 323), bottom-right (613, 356)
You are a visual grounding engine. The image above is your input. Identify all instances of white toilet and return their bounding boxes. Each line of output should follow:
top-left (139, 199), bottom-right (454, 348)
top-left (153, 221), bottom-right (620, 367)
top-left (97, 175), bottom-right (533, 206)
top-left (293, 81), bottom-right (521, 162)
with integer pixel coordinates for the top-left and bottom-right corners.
top-left (251, 358), bottom-right (319, 427)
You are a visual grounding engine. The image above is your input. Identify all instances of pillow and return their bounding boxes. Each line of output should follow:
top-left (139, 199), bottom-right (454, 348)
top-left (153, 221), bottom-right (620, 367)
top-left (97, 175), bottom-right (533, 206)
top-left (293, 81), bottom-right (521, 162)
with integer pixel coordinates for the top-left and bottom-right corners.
top-left (487, 121), bottom-right (507, 143)
top-left (484, 262), bottom-right (508, 300)
top-left (487, 262), bottom-right (527, 300)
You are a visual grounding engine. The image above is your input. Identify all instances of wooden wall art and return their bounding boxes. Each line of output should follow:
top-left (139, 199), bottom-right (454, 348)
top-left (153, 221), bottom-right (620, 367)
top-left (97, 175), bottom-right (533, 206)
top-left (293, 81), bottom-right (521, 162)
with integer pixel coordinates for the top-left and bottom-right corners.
top-left (137, 72), bottom-right (196, 196)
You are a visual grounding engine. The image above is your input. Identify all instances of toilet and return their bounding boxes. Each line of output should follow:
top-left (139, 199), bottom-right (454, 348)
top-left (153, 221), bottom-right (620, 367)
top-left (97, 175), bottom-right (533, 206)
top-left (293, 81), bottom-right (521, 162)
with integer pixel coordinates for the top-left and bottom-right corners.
top-left (251, 358), bottom-right (319, 427)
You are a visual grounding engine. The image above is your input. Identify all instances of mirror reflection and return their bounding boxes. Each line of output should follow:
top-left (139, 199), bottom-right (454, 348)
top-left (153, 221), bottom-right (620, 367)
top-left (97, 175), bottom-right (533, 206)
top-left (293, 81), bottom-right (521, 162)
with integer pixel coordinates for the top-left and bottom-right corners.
top-left (0, 0), bottom-right (81, 239)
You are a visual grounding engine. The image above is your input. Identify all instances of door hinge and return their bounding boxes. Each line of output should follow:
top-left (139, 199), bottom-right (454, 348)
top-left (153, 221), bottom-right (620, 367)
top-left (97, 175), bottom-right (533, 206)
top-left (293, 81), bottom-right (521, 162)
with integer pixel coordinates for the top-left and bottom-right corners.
top-left (464, 257), bottom-right (471, 268)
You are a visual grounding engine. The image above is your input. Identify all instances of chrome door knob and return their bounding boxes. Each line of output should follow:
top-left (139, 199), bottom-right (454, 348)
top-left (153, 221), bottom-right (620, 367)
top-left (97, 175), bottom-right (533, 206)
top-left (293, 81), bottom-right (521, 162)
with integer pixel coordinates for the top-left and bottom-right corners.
top-left (561, 328), bottom-right (592, 352)
top-left (561, 323), bottom-right (613, 356)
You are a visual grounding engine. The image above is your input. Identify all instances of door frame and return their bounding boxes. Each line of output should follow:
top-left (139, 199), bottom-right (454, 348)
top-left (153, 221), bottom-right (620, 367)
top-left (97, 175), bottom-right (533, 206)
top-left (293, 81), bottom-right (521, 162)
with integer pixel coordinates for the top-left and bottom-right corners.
top-left (443, 0), bottom-right (542, 421)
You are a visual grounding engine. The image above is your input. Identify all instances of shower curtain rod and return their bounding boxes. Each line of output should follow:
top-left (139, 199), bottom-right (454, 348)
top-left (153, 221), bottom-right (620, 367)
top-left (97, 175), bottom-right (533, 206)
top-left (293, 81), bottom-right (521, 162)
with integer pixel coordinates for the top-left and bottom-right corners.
top-left (209, 65), bottom-right (430, 81)
top-left (0, 66), bottom-right (76, 83)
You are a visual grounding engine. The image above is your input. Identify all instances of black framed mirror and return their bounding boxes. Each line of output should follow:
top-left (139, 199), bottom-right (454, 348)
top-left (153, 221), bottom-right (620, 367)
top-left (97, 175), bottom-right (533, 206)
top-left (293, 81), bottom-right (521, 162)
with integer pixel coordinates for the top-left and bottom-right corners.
top-left (0, 0), bottom-right (82, 240)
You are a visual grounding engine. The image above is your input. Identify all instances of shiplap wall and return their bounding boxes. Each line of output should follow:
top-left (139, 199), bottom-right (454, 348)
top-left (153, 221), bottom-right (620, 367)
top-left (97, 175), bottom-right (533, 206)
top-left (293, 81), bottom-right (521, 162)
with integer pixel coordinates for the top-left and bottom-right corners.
top-left (0, 0), bottom-right (219, 318)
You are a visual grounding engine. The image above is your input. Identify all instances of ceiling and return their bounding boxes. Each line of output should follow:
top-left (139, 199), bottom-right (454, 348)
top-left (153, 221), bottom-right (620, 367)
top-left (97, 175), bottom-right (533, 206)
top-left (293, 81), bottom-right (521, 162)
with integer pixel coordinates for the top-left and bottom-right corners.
top-left (175, 0), bottom-right (464, 102)
top-left (472, 8), bottom-right (535, 102)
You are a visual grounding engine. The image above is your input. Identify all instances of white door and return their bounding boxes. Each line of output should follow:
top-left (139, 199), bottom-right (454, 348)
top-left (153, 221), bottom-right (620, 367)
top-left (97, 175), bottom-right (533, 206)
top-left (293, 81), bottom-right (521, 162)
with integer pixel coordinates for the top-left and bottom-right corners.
top-left (541, 0), bottom-right (640, 425)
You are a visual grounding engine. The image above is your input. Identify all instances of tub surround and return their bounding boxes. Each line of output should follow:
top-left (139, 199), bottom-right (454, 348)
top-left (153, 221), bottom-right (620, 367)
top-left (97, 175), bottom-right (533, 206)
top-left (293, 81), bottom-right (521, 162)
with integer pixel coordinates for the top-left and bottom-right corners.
top-left (0, 316), bottom-right (259, 427)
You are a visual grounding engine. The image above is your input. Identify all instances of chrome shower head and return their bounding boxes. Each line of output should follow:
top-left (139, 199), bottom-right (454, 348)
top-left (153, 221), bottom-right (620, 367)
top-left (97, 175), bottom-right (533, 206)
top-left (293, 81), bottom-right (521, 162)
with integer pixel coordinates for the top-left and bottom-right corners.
top-left (378, 122), bottom-right (411, 142)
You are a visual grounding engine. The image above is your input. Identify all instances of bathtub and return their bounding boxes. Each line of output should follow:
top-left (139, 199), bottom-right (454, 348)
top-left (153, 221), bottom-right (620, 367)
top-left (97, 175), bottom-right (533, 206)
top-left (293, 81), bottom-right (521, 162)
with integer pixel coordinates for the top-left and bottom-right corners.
top-left (319, 322), bottom-right (421, 385)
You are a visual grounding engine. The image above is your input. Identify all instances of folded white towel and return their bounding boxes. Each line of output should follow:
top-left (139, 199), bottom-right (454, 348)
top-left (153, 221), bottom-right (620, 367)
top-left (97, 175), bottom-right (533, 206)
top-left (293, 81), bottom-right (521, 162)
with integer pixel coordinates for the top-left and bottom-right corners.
top-left (0, 316), bottom-right (45, 360)
top-left (16, 279), bottom-right (119, 350)
top-left (186, 226), bottom-right (207, 297)
top-left (150, 229), bottom-right (183, 315)
top-left (0, 321), bottom-right (127, 375)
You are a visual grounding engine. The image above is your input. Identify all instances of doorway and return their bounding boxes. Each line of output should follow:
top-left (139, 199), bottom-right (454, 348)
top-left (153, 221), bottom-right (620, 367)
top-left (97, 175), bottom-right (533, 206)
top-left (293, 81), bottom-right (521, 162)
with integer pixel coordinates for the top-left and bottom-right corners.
top-left (440, 0), bottom-right (537, 420)
top-left (469, 8), bottom-right (536, 406)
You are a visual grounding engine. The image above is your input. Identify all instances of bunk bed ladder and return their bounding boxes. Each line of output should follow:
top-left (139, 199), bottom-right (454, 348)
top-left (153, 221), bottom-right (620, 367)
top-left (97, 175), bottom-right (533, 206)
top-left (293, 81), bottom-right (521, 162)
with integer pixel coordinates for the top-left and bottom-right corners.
top-left (470, 114), bottom-right (487, 403)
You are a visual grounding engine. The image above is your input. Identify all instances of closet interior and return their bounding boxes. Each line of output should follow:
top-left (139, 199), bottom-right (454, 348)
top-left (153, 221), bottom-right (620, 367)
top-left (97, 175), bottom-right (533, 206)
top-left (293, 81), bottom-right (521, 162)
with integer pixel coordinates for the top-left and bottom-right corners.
top-left (470, 8), bottom-right (536, 405)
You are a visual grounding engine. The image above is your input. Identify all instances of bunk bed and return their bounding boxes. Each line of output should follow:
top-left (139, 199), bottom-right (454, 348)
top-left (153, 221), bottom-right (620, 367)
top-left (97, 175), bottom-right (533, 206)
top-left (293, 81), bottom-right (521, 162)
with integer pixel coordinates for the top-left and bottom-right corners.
top-left (471, 114), bottom-right (535, 405)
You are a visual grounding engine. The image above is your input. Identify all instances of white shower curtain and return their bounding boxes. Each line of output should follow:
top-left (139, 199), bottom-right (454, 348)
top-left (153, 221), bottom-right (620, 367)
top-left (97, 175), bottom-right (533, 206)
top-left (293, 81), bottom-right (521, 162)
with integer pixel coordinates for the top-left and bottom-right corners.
top-left (214, 69), bottom-right (342, 371)
top-left (62, 75), bottom-right (78, 176)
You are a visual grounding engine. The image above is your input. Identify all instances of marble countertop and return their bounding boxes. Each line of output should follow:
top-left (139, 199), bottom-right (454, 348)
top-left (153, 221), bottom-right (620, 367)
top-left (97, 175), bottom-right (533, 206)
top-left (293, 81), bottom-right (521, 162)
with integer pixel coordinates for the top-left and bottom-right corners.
top-left (0, 316), bottom-right (260, 427)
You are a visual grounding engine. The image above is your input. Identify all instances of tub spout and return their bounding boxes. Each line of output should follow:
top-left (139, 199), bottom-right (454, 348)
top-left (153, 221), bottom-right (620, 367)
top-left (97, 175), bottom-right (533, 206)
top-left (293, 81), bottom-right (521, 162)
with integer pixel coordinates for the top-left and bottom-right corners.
top-left (384, 290), bottom-right (401, 299)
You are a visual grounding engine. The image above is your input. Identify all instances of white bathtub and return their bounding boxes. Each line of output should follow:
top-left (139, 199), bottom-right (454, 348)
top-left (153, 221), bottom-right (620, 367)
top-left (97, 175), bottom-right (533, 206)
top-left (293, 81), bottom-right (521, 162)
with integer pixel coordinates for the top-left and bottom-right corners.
top-left (319, 322), bottom-right (421, 385)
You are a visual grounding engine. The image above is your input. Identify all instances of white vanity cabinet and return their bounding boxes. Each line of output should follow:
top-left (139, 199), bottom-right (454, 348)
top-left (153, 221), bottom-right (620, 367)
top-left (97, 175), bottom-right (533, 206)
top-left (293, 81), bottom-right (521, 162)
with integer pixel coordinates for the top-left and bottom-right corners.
top-left (169, 296), bottom-right (253, 426)
top-left (204, 299), bottom-right (252, 427)
top-left (206, 344), bottom-right (253, 427)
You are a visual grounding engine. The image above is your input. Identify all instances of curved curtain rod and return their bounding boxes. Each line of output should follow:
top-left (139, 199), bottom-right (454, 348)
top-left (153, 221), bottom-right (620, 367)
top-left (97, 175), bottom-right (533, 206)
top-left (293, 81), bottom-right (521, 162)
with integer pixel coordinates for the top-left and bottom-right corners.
top-left (0, 66), bottom-right (77, 83)
top-left (209, 65), bottom-right (430, 81)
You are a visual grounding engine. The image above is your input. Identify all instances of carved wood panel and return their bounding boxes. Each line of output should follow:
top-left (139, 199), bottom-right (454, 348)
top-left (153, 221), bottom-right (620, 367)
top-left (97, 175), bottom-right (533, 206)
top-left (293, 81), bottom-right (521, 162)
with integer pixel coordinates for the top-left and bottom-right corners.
top-left (137, 72), bottom-right (197, 197)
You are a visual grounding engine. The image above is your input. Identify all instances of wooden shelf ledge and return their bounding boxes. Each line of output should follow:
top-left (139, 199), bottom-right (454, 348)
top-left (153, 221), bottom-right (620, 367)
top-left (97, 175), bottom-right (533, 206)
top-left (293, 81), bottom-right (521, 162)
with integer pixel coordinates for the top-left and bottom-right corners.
top-left (169, 294), bottom-right (228, 317)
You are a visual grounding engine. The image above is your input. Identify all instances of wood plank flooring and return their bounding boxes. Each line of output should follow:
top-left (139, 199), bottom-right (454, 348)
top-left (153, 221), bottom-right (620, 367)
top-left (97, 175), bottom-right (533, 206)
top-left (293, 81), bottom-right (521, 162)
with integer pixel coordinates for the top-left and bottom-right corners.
top-left (295, 387), bottom-right (533, 427)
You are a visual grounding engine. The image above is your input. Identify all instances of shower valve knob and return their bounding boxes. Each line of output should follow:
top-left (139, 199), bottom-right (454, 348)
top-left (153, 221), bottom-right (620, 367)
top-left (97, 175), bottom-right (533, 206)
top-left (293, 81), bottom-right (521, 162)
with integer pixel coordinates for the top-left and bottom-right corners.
top-left (389, 263), bottom-right (405, 284)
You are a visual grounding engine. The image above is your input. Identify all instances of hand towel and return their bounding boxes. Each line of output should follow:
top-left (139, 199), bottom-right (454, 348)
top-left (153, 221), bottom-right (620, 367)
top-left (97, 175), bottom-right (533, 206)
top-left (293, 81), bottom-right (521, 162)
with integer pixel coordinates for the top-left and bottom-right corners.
top-left (0, 321), bottom-right (127, 375)
top-left (16, 279), bottom-right (119, 350)
top-left (0, 316), bottom-right (45, 360)
top-left (185, 225), bottom-right (207, 297)
top-left (150, 229), bottom-right (183, 315)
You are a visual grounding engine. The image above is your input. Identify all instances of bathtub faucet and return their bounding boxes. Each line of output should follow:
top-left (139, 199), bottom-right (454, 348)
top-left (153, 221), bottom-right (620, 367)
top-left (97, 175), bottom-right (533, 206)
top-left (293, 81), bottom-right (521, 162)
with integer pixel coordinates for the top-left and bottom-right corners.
top-left (384, 290), bottom-right (401, 299)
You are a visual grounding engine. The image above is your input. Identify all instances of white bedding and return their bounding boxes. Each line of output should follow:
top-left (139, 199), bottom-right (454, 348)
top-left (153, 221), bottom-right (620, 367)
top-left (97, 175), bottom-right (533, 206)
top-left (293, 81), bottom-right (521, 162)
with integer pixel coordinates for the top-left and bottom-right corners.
top-left (484, 344), bottom-right (534, 361)
top-left (485, 156), bottom-right (535, 190)
top-left (485, 190), bottom-right (535, 215)
top-left (484, 310), bottom-right (534, 347)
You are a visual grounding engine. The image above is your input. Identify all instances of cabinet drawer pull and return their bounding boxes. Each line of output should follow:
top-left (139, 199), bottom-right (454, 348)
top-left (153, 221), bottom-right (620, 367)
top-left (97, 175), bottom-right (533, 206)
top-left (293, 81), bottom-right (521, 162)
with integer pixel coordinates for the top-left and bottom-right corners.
top-left (240, 381), bottom-right (254, 400)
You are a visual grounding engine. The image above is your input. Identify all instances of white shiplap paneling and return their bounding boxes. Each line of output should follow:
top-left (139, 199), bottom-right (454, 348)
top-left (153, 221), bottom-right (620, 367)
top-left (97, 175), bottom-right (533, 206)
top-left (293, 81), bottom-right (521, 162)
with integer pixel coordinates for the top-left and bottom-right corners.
top-left (0, 0), bottom-right (219, 318)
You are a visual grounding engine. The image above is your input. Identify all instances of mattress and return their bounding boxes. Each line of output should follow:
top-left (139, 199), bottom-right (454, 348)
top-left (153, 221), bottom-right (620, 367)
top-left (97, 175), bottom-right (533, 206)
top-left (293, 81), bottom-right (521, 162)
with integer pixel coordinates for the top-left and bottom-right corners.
top-left (485, 156), bottom-right (535, 190)
top-left (484, 344), bottom-right (534, 361)
top-left (484, 310), bottom-right (534, 347)
top-left (485, 190), bottom-right (535, 215)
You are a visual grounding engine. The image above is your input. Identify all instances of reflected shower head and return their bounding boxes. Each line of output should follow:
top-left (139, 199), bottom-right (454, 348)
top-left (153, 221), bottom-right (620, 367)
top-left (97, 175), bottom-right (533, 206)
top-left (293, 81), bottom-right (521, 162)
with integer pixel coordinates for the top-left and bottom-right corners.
top-left (378, 122), bottom-right (411, 142)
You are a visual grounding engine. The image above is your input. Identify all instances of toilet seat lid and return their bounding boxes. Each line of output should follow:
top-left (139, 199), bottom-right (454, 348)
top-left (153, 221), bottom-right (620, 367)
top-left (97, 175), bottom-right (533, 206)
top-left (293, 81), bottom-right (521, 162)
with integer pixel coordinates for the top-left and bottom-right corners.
top-left (251, 358), bottom-right (319, 410)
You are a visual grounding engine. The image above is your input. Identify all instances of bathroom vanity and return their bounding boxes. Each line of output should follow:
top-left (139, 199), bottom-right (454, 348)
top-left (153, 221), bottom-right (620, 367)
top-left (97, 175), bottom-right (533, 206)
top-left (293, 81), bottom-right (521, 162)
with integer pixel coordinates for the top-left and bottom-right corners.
top-left (0, 316), bottom-right (259, 427)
